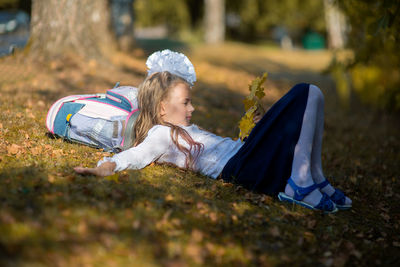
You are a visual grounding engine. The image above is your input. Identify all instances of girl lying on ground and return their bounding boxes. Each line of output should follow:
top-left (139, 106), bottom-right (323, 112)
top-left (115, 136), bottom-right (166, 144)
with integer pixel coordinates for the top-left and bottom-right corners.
top-left (74, 50), bottom-right (352, 213)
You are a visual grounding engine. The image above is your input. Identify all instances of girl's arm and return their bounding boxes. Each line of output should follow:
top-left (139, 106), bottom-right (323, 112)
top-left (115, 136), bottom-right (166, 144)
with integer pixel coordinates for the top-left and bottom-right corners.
top-left (74, 125), bottom-right (171, 176)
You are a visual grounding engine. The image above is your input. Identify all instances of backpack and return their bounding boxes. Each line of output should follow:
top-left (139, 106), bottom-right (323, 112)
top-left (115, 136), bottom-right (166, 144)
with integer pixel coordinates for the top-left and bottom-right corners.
top-left (46, 84), bottom-right (139, 152)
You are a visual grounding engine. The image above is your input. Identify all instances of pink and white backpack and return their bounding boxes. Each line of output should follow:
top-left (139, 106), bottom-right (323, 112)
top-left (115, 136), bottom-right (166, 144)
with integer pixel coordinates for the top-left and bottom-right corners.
top-left (46, 84), bottom-right (139, 152)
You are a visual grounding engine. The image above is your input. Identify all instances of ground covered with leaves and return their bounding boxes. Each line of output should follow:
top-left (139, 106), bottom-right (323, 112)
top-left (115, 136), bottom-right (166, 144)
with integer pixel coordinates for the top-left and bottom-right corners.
top-left (0, 43), bottom-right (399, 266)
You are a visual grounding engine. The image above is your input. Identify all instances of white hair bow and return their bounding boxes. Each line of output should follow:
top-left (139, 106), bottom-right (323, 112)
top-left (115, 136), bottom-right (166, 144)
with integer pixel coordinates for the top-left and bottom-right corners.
top-left (146, 49), bottom-right (196, 86)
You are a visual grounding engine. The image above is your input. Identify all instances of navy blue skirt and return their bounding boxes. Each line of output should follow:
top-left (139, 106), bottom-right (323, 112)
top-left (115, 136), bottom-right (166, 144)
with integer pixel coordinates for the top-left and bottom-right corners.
top-left (221, 83), bottom-right (310, 195)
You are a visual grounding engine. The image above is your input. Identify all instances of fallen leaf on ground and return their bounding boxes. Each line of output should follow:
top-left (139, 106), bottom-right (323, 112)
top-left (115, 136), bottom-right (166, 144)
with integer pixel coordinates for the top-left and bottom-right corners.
top-left (30, 147), bottom-right (41, 156)
top-left (165, 194), bottom-right (174, 201)
top-left (307, 219), bottom-right (317, 229)
top-left (304, 232), bottom-right (316, 243)
top-left (37, 100), bottom-right (45, 107)
top-left (52, 149), bottom-right (64, 156)
top-left (269, 226), bottom-right (280, 237)
top-left (209, 212), bottom-right (217, 222)
top-left (191, 229), bottom-right (204, 242)
top-left (48, 174), bottom-right (55, 183)
top-left (7, 144), bottom-right (21, 155)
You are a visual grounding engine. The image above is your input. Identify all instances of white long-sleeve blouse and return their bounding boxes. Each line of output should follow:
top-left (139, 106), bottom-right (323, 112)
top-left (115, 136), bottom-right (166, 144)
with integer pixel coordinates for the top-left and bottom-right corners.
top-left (97, 124), bottom-right (243, 178)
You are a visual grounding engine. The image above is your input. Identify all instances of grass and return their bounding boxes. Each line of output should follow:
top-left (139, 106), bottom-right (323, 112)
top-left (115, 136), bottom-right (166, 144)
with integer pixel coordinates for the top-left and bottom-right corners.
top-left (0, 42), bottom-right (399, 266)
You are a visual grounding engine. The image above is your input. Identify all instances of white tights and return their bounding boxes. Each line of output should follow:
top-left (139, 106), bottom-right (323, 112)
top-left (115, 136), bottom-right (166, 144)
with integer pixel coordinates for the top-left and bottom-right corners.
top-left (285, 85), bottom-right (351, 206)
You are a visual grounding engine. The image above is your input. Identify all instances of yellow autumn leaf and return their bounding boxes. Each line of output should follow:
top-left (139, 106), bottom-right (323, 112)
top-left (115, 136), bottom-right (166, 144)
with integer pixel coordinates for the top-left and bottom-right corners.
top-left (238, 72), bottom-right (268, 140)
top-left (249, 73), bottom-right (267, 97)
top-left (238, 107), bottom-right (256, 140)
top-left (255, 89), bottom-right (265, 100)
top-left (249, 83), bottom-right (257, 98)
top-left (243, 98), bottom-right (256, 110)
top-left (238, 118), bottom-right (254, 140)
top-left (254, 74), bottom-right (267, 99)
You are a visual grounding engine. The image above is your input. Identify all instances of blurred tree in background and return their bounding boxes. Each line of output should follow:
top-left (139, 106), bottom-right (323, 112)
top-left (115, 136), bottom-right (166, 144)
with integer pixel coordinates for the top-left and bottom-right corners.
top-left (29, 0), bottom-right (116, 61)
top-left (2, 0), bottom-right (327, 51)
top-left (204, 0), bottom-right (225, 44)
top-left (323, 0), bottom-right (346, 49)
top-left (2, 0), bottom-right (399, 111)
top-left (337, 0), bottom-right (400, 111)
top-left (132, 0), bottom-right (325, 43)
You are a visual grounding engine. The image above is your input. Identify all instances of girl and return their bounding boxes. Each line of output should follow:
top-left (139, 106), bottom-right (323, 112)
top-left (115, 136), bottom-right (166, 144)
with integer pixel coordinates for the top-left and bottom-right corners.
top-left (74, 50), bottom-right (352, 213)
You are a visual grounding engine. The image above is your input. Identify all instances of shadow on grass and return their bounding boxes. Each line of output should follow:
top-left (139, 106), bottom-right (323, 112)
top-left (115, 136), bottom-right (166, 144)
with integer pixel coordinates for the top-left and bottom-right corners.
top-left (0, 164), bottom-right (287, 265)
top-left (191, 80), bottom-right (245, 137)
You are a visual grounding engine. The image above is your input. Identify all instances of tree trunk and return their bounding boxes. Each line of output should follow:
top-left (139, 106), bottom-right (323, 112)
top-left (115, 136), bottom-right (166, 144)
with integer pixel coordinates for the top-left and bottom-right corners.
top-left (29, 0), bottom-right (116, 61)
top-left (324, 0), bottom-right (347, 49)
top-left (110, 0), bottom-right (135, 52)
top-left (204, 0), bottom-right (225, 44)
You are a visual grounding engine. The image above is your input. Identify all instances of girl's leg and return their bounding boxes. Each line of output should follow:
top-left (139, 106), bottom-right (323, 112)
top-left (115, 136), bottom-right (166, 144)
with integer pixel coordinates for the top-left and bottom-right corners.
top-left (285, 85), bottom-right (325, 206)
top-left (309, 85), bottom-right (352, 205)
top-left (309, 85), bottom-right (334, 194)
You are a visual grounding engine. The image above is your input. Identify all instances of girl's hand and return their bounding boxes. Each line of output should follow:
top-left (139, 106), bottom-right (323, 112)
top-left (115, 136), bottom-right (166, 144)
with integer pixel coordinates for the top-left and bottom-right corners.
top-left (74, 161), bottom-right (116, 177)
top-left (253, 106), bottom-right (264, 124)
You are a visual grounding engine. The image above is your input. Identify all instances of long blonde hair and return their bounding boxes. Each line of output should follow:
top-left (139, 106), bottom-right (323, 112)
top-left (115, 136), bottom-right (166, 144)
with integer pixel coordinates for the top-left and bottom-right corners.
top-left (133, 71), bottom-right (203, 169)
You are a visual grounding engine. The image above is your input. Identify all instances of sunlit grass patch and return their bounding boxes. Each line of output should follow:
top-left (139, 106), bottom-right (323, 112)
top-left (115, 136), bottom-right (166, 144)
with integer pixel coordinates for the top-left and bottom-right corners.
top-left (0, 44), bottom-right (399, 266)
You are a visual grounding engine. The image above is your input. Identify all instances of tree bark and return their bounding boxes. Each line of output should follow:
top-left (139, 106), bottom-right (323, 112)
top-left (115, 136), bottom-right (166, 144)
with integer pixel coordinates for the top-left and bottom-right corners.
top-left (110, 0), bottom-right (135, 52)
top-left (324, 0), bottom-right (347, 49)
top-left (29, 0), bottom-right (116, 61)
top-left (204, 0), bottom-right (225, 44)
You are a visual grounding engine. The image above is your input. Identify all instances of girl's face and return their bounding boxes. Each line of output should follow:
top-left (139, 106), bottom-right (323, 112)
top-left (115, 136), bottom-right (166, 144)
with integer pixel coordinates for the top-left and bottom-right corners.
top-left (160, 83), bottom-right (194, 126)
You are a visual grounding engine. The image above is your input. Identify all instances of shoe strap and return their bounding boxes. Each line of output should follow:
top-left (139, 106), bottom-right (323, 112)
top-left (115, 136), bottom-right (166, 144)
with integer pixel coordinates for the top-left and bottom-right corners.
top-left (317, 181), bottom-right (347, 206)
top-left (314, 192), bottom-right (336, 212)
top-left (288, 178), bottom-right (318, 201)
top-left (330, 188), bottom-right (346, 205)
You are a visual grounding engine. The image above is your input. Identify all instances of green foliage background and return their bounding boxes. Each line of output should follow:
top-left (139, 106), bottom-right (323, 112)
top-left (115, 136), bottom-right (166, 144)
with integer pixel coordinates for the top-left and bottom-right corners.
top-left (0, 0), bottom-right (18, 8)
top-left (132, 0), bottom-right (326, 41)
top-left (0, 0), bottom-right (29, 12)
top-left (134, 0), bottom-right (191, 34)
top-left (225, 0), bottom-right (325, 41)
top-left (2, 0), bottom-right (400, 111)
top-left (1, 0), bottom-right (325, 41)
top-left (338, 0), bottom-right (400, 111)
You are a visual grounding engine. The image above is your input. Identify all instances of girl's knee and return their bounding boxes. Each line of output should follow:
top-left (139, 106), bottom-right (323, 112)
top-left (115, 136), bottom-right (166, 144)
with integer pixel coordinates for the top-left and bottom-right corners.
top-left (309, 84), bottom-right (324, 104)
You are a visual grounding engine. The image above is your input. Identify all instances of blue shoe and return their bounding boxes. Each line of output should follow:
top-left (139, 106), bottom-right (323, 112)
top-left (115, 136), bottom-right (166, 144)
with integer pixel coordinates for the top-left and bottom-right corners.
top-left (317, 180), bottom-right (352, 210)
top-left (278, 178), bottom-right (338, 213)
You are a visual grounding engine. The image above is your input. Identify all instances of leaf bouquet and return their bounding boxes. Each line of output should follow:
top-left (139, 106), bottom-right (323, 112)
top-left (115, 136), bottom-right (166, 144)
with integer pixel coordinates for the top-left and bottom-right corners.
top-left (238, 73), bottom-right (268, 141)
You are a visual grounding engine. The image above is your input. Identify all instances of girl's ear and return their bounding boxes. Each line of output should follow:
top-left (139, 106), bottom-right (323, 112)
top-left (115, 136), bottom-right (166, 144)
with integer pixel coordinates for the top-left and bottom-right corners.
top-left (159, 101), bottom-right (166, 116)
